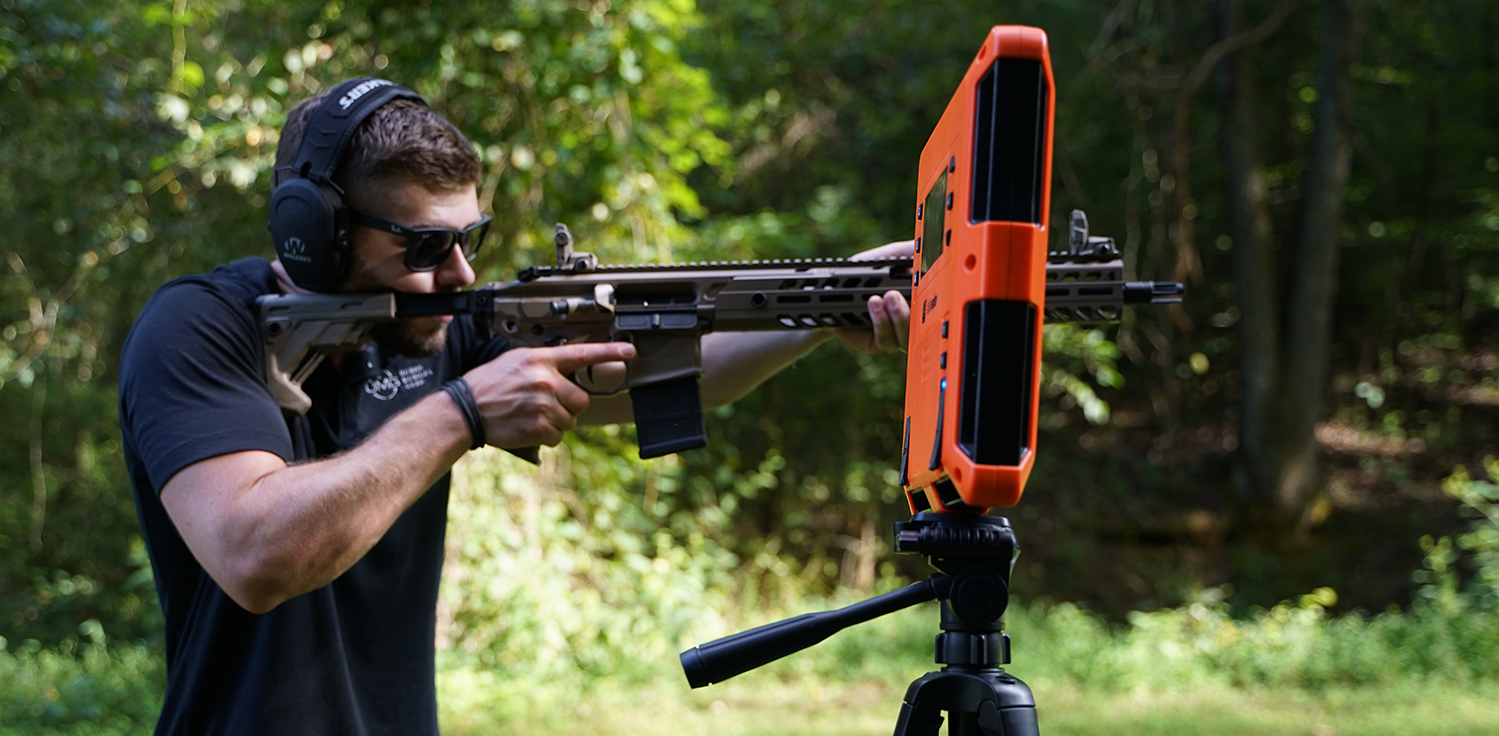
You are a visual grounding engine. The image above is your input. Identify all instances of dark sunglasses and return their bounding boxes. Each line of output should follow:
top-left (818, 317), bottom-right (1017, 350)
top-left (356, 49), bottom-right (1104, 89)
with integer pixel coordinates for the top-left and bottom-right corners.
top-left (348, 209), bottom-right (492, 271)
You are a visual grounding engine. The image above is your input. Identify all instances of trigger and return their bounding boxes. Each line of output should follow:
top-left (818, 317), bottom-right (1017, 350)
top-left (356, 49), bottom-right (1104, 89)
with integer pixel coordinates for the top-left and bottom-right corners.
top-left (573, 364), bottom-right (603, 395)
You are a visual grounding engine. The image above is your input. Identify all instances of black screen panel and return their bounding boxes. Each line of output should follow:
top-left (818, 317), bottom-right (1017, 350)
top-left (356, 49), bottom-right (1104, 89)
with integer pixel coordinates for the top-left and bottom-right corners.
top-left (956, 300), bottom-right (1035, 465)
top-left (921, 171), bottom-right (947, 274)
top-left (970, 58), bottom-right (1047, 225)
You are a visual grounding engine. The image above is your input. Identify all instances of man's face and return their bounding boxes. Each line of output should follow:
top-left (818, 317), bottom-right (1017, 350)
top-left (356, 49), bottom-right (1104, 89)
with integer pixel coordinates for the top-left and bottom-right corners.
top-left (341, 180), bottom-right (482, 358)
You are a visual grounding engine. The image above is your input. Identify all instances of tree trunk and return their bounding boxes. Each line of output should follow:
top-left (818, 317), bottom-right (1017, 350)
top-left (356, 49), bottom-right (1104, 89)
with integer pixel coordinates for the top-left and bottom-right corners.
top-left (1276, 0), bottom-right (1360, 528)
top-left (1220, 0), bottom-right (1361, 532)
top-left (1217, 0), bottom-right (1281, 509)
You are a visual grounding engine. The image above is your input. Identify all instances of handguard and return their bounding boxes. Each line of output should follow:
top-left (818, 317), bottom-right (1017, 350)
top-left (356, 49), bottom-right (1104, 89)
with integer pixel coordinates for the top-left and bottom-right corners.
top-left (480, 225), bottom-right (915, 456)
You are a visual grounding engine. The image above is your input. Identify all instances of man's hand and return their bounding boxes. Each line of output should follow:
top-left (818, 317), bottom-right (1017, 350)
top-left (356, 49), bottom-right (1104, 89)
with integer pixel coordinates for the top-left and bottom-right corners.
top-left (838, 239), bottom-right (914, 354)
top-left (466, 342), bottom-right (637, 448)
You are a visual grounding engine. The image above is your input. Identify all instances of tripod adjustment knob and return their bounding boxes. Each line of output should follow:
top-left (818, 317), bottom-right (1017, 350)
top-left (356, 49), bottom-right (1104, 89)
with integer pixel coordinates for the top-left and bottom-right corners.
top-left (935, 630), bottom-right (1013, 667)
top-left (949, 568), bottom-right (1009, 622)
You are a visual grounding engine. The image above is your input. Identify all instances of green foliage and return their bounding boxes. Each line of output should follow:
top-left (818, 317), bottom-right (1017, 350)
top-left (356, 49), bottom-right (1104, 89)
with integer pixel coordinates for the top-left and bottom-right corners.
top-left (0, 0), bottom-right (750, 645)
top-left (3, 2), bottom-right (1499, 732)
top-left (1043, 325), bottom-right (1124, 424)
top-left (0, 638), bottom-right (162, 736)
top-left (437, 433), bottom-right (918, 692)
top-left (435, 564), bottom-right (1499, 731)
top-left (1418, 459), bottom-right (1499, 609)
top-left (0, 0), bottom-right (1207, 648)
top-left (12, 466), bottom-right (1499, 735)
top-left (0, 0), bottom-right (191, 645)
top-left (440, 447), bottom-right (1499, 702)
top-left (439, 450), bottom-right (744, 690)
top-left (1014, 588), bottom-right (1499, 693)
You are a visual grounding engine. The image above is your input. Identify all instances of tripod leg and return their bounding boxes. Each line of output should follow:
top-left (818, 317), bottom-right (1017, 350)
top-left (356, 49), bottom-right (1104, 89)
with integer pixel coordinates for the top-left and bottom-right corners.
top-left (924, 703), bottom-right (1039, 736)
top-left (893, 698), bottom-right (944, 736)
top-left (894, 697), bottom-right (1039, 736)
top-left (895, 694), bottom-right (1040, 736)
top-left (976, 700), bottom-right (1039, 736)
top-left (950, 712), bottom-right (986, 736)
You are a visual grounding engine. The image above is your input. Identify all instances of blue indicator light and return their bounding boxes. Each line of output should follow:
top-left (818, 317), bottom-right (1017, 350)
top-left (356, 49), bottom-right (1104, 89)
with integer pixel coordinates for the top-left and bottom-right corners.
top-left (941, 377), bottom-right (947, 391)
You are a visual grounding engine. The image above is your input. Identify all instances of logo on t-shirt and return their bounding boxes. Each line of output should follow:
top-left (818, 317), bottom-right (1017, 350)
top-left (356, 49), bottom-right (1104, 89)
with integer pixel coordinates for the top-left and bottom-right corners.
top-left (397, 365), bottom-right (433, 391)
top-left (363, 365), bottom-right (434, 401)
top-left (365, 370), bottom-right (400, 400)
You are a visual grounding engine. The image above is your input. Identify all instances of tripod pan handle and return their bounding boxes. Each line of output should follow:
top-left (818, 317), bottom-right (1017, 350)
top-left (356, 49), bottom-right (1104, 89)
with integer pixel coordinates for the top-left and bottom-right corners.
top-left (680, 577), bottom-right (943, 688)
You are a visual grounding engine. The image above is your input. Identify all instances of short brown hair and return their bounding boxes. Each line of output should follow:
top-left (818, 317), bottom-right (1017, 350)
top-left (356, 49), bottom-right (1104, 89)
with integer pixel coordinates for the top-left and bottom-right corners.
top-left (274, 84), bottom-right (481, 210)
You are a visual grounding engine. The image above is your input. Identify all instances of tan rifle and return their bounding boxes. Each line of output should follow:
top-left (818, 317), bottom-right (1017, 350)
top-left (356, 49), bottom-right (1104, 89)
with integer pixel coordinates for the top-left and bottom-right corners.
top-left (257, 215), bottom-right (1177, 458)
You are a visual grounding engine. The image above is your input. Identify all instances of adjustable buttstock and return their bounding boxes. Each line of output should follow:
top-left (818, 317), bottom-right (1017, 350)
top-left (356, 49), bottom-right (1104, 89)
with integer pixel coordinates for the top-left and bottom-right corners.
top-left (256, 293), bottom-right (398, 415)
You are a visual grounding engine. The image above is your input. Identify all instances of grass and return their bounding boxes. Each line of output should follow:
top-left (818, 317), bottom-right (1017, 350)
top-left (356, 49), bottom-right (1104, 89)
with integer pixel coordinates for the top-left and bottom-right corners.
top-left (1037, 682), bottom-right (1499, 736)
top-left (430, 595), bottom-right (1499, 736)
top-left (11, 557), bottom-right (1499, 735)
top-left (6, 625), bottom-right (1499, 736)
top-left (437, 673), bottom-right (1499, 736)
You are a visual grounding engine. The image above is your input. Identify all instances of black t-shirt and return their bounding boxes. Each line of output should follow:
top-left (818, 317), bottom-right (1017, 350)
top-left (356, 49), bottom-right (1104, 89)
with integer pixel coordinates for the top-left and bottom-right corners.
top-left (119, 258), bottom-right (507, 735)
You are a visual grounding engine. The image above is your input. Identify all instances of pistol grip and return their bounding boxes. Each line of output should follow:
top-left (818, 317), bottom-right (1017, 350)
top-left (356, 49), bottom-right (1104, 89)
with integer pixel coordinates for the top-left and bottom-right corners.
top-left (507, 446), bottom-right (542, 465)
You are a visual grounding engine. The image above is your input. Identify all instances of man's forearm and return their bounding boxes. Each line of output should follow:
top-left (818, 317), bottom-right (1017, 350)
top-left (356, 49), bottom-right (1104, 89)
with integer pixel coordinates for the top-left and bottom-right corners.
top-left (164, 391), bottom-right (472, 613)
top-left (699, 330), bottom-right (833, 408)
top-left (576, 330), bottom-right (833, 427)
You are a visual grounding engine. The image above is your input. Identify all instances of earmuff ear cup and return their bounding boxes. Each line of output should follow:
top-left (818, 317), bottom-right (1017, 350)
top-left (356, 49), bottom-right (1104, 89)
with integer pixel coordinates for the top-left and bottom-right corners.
top-left (269, 178), bottom-right (349, 291)
top-left (269, 79), bottom-right (424, 291)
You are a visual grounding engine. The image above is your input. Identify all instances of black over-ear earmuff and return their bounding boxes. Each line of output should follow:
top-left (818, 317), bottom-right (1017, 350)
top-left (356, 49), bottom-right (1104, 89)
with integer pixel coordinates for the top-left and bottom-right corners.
top-left (268, 78), bottom-right (427, 292)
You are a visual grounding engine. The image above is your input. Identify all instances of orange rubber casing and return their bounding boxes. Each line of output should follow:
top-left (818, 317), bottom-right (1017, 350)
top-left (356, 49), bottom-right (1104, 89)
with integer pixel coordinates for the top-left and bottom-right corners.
top-left (900, 27), bottom-right (1055, 514)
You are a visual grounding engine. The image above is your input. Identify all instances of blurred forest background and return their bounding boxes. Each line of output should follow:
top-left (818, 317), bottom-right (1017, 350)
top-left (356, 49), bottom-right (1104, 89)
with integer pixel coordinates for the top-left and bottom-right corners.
top-left (3, 0), bottom-right (1499, 733)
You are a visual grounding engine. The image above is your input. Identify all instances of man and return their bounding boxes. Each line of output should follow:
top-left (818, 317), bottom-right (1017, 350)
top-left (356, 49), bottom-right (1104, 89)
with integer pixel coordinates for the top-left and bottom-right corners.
top-left (119, 78), bottom-right (910, 735)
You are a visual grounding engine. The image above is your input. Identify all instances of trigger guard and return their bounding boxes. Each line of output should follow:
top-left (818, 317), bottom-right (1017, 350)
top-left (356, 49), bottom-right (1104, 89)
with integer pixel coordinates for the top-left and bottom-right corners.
top-left (573, 364), bottom-right (631, 397)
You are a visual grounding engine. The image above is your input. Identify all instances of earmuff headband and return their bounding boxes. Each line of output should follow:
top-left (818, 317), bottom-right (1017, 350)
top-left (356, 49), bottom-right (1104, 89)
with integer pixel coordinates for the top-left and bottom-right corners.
top-left (290, 78), bottom-right (428, 186)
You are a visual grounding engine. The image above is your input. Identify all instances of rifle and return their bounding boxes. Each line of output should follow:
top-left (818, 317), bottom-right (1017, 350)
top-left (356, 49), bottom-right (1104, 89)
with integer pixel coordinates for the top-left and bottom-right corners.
top-left (257, 219), bottom-right (1176, 459)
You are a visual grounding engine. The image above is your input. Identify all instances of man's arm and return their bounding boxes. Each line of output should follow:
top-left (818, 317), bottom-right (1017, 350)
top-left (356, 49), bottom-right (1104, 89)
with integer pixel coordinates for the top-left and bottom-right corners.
top-left (160, 395), bottom-right (469, 614)
top-left (698, 287), bottom-right (910, 407)
top-left (161, 341), bottom-right (634, 614)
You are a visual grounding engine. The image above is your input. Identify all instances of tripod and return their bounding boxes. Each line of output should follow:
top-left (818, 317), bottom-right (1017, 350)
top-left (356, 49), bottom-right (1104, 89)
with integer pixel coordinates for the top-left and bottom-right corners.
top-left (680, 513), bottom-right (1039, 736)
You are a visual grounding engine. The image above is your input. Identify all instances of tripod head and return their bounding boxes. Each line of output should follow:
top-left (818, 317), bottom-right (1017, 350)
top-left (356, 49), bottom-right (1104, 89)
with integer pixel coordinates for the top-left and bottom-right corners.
top-left (897, 515), bottom-right (1016, 661)
top-left (680, 514), bottom-right (1018, 686)
top-left (679, 514), bottom-right (1037, 736)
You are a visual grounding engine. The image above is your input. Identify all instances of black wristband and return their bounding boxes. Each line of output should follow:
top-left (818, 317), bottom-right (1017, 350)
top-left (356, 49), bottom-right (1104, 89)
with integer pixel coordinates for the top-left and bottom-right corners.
top-left (442, 378), bottom-right (486, 451)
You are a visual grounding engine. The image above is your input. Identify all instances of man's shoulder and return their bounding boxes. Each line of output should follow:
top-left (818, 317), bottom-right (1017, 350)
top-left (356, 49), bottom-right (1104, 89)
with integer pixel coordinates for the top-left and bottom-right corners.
top-left (155, 257), bottom-right (279, 307)
top-left (118, 257), bottom-right (295, 482)
top-left (122, 258), bottom-right (279, 371)
top-left (127, 258), bottom-right (278, 340)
